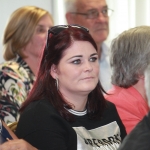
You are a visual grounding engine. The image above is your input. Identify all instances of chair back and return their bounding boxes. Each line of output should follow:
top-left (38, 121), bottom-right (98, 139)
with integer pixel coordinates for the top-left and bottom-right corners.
top-left (7, 121), bottom-right (18, 133)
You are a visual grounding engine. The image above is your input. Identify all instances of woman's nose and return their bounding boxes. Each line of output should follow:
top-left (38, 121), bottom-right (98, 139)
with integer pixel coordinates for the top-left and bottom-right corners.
top-left (84, 61), bottom-right (93, 72)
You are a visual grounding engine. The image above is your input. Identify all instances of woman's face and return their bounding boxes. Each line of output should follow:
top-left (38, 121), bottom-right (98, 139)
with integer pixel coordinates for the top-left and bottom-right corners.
top-left (23, 14), bottom-right (53, 58)
top-left (51, 41), bottom-right (99, 96)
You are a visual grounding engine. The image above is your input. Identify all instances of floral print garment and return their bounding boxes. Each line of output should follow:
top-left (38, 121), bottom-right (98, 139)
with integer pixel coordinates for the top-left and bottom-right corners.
top-left (0, 56), bottom-right (35, 123)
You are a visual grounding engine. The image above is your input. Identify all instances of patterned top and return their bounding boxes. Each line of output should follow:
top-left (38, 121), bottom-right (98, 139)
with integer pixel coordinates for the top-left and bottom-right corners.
top-left (0, 56), bottom-right (35, 123)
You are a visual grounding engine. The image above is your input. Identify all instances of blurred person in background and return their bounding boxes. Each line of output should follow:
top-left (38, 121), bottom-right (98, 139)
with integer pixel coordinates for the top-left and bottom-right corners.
top-left (65, 0), bottom-right (113, 91)
top-left (0, 6), bottom-right (54, 123)
top-left (118, 64), bottom-right (150, 150)
top-left (105, 26), bottom-right (150, 134)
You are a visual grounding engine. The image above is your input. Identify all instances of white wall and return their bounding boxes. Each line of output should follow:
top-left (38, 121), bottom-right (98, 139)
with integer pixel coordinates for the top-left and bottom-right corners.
top-left (106, 0), bottom-right (150, 46)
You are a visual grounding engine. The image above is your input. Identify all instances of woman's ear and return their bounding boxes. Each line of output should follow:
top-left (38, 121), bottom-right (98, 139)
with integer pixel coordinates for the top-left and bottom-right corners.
top-left (139, 75), bottom-right (145, 80)
top-left (50, 64), bottom-right (58, 79)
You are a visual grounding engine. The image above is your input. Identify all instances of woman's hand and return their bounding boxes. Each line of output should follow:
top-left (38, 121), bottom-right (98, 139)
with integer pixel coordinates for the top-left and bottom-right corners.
top-left (0, 139), bottom-right (38, 150)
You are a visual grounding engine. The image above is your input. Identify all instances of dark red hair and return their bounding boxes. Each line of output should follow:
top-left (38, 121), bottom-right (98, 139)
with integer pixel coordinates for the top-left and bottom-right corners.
top-left (20, 26), bottom-right (106, 121)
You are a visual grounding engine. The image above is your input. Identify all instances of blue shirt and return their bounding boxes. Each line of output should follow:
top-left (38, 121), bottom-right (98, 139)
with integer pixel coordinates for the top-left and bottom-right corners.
top-left (99, 43), bottom-right (112, 92)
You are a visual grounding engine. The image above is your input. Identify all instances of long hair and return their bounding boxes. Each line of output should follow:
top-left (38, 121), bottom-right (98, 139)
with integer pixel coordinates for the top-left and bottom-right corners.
top-left (110, 26), bottom-right (150, 88)
top-left (20, 26), bottom-right (106, 121)
top-left (3, 6), bottom-right (53, 61)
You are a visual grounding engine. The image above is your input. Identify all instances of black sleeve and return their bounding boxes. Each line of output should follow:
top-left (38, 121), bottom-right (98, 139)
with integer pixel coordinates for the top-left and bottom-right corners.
top-left (16, 100), bottom-right (74, 150)
top-left (22, 129), bottom-right (68, 150)
top-left (105, 101), bottom-right (127, 141)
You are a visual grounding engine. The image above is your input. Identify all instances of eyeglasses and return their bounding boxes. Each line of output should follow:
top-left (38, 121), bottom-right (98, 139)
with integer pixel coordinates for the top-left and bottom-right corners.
top-left (46, 25), bottom-right (89, 48)
top-left (71, 8), bottom-right (114, 19)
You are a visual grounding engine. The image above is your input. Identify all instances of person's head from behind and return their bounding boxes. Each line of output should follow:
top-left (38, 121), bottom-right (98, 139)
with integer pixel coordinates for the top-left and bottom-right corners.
top-left (3, 6), bottom-right (54, 61)
top-left (21, 25), bottom-right (106, 121)
top-left (65, 0), bottom-right (112, 46)
top-left (110, 26), bottom-right (150, 88)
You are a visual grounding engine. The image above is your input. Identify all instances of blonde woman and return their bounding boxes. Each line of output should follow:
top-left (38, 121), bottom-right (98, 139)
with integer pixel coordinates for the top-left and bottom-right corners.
top-left (0, 6), bottom-right (54, 123)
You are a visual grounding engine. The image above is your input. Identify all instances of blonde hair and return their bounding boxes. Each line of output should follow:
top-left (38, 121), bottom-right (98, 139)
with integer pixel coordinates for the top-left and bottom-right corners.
top-left (3, 6), bottom-right (53, 60)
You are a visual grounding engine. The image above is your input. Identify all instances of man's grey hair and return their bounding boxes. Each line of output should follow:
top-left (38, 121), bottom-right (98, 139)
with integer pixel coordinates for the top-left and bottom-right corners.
top-left (110, 26), bottom-right (150, 88)
top-left (144, 65), bottom-right (150, 107)
top-left (64, 0), bottom-right (77, 12)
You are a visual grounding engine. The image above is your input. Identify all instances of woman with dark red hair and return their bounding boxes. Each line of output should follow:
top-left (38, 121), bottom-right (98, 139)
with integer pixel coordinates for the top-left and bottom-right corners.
top-left (0, 25), bottom-right (126, 150)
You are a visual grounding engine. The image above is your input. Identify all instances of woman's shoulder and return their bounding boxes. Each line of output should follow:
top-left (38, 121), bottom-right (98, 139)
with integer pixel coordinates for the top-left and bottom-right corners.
top-left (16, 99), bottom-right (64, 137)
top-left (0, 58), bottom-right (34, 82)
top-left (18, 99), bottom-right (57, 125)
top-left (22, 99), bottom-right (59, 119)
top-left (0, 60), bottom-right (19, 70)
top-left (0, 59), bottom-right (25, 77)
top-left (24, 99), bottom-right (53, 111)
top-left (105, 100), bottom-right (117, 110)
top-left (102, 100), bottom-right (119, 118)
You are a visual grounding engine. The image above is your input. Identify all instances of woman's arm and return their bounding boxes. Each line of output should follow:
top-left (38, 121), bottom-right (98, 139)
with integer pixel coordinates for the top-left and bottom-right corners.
top-left (0, 139), bottom-right (38, 150)
top-left (0, 121), bottom-right (38, 150)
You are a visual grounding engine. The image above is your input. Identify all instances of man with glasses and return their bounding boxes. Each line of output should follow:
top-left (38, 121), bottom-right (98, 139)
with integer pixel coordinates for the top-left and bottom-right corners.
top-left (65, 0), bottom-right (113, 91)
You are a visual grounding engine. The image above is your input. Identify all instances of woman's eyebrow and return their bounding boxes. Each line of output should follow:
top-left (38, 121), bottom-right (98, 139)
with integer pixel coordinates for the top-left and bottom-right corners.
top-left (37, 24), bottom-right (44, 27)
top-left (67, 53), bottom-right (98, 61)
top-left (67, 55), bottom-right (82, 61)
top-left (91, 53), bottom-right (98, 57)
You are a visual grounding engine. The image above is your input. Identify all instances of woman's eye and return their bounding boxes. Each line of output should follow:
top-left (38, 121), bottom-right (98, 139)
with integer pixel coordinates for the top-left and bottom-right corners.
top-left (72, 59), bottom-right (81, 64)
top-left (90, 57), bottom-right (97, 62)
top-left (37, 28), bottom-right (46, 33)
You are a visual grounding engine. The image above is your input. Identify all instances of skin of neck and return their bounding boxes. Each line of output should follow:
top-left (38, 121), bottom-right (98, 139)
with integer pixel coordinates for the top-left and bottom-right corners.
top-left (21, 45), bottom-right (44, 76)
top-left (23, 55), bottom-right (41, 76)
top-left (60, 90), bottom-right (88, 111)
top-left (133, 76), bottom-right (147, 102)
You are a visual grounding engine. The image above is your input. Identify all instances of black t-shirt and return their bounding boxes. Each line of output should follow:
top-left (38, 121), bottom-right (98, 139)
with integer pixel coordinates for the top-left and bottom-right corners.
top-left (16, 99), bottom-right (126, 150)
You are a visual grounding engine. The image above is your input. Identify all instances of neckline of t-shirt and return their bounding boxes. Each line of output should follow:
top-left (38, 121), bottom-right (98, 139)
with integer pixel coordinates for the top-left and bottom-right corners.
top-left (66, 108), bottom-right (87, 116)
